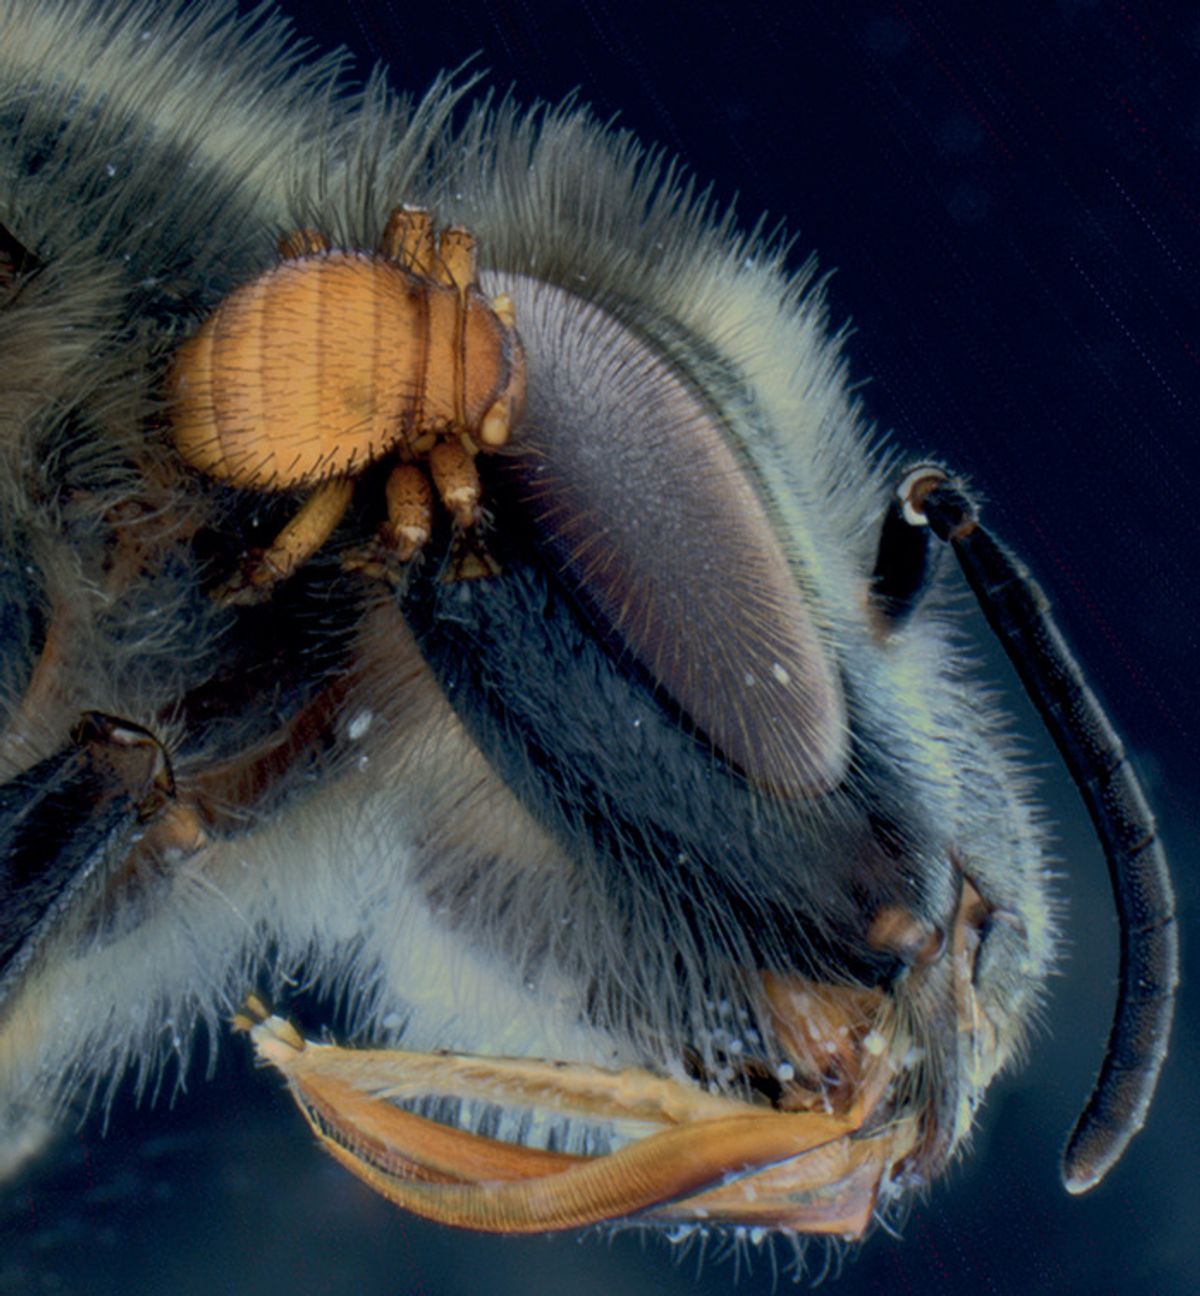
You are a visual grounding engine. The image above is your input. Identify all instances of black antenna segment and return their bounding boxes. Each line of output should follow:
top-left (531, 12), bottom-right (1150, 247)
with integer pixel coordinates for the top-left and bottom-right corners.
top-left (895, 465), bottom-right (1178, 1194)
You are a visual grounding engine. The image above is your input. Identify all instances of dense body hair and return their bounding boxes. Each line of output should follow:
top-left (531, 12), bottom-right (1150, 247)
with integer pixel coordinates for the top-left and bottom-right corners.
top-left (0, 0), bottom-right (1058, 1252)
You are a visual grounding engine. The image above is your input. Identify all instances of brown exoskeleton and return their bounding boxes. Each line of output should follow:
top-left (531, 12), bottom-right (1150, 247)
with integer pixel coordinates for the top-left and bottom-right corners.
top-left (169, 209), bottom-right (525, 598)
top-left (0, 0), bottom-right (1177, 1276)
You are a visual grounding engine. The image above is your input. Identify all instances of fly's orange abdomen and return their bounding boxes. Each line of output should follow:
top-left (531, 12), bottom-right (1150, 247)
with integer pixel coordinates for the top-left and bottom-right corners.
top-left (169, 251), bottom-right (522, 490)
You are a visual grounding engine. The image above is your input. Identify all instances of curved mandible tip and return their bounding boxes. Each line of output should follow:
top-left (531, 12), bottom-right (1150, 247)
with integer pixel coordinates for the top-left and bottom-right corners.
top-left (899, 466), bottom-right (1178, 1193)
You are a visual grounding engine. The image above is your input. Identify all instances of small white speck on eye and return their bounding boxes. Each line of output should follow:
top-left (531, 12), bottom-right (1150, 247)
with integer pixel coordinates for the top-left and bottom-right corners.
top-left (631, 716), bottom-right (642, 728)
top-left (381, 1012), bottom-right (402, 1032)
top-left (776, 1062), bottom-right (795, 1082)
top-left (771, 661), bottom-right (790, 685)
top-left (104, 162), bottom-right (116, 177)
top-left (355, 753), bottom-right (370, 771)
top-left (863, 1029), bottom-right (887, 1056)
top-left (347, 709), bottom-right (373, 741)
top-left (744, 671), bottom-right (756, 686)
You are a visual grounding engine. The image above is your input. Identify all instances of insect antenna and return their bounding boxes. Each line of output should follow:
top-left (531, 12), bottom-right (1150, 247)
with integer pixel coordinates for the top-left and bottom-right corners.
top-left (894, 465), bottom-right (1178, 1194)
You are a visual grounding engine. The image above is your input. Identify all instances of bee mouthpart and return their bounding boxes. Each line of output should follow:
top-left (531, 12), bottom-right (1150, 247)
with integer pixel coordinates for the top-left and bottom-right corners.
top-left (244, 1002), bottom-right (919, 1238)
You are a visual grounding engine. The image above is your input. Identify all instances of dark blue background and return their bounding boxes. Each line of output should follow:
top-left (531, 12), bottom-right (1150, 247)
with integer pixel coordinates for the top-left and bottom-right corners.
top-left (4, 2), bottom-right (1198, 1293)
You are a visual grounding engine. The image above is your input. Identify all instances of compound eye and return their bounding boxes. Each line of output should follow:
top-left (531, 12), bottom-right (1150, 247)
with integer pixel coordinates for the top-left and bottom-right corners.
top-left (488, 274), bottom-right (848, 798)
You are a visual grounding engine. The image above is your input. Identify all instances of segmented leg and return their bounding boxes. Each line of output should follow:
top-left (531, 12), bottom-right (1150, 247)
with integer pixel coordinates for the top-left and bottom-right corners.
top-left (383, 211), bottom-right (497, 533)
top-left (278, 227), bottom-right (330, 258)
top-left (217, 478), bottom-right (355, 605)
top-left (379, 206), bottom-right (436, 274)
top-left (0, 715), bottom-right (184, 1009)
top-left (435, 226), bottom-right (477, 289)
top-left (429, 439), bottom-right (482, 529)
top-left (383, 462), bottom-right (435, 559)
top-left (198, 222), bottom-right (347, 603)
top-left (211, 212), bottom-right (508, 595)
top-left (342, 463), bottom-right (436, 582)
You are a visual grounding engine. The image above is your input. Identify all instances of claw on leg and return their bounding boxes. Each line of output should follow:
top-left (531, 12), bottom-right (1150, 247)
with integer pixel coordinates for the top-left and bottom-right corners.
top-left (382, 462), bottom-right (434, 560)
top-left (216, 478), bottom-right (354, 604)
top-left (428, 439), bottom-right (481, 530)
top-left (342, 463), bottom-right (436, 582)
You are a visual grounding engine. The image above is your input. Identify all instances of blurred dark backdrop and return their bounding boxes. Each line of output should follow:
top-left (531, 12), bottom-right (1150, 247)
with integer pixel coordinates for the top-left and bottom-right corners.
top-left (4, 1), bottom-right (1198, 1293)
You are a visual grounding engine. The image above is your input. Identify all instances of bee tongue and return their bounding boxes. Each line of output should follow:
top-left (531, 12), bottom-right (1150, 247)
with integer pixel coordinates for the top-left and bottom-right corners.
top-left (245, 998), bottom-right (916, 1237)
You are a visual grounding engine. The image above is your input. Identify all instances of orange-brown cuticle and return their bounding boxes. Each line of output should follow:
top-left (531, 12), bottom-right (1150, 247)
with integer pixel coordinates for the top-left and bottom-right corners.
top-left (168, 251), bottom-right (524, 491)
